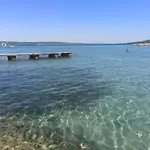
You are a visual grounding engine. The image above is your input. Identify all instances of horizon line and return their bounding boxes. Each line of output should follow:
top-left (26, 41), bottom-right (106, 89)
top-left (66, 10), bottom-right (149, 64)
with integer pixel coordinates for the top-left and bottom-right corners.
top-left (0, 40), bottom-right (134, 44)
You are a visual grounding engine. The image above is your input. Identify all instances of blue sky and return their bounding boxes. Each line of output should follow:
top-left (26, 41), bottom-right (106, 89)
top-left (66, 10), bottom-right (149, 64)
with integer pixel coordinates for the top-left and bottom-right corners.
top-left (0, 0), bottom-right (149, 43)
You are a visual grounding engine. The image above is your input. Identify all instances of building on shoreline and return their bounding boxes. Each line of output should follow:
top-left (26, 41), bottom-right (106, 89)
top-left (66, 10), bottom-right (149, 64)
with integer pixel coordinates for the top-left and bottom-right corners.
top-left (133, 43), bottom-right (150, 46)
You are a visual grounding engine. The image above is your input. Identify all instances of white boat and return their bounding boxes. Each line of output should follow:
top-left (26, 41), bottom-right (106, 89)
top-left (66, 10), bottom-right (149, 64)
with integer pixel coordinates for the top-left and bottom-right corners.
top-left (9, 45), bottom-right (15, 47)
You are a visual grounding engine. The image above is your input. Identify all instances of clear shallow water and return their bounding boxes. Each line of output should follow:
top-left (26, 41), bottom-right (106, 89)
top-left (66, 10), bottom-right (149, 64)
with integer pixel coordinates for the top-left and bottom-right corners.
top-left (0, 45), bottom-right (150, 150)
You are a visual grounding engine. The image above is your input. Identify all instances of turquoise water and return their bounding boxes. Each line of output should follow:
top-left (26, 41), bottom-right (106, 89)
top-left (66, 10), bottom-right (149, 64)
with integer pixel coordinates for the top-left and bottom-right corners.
top-left (0, 45), bottom-right (150, 150)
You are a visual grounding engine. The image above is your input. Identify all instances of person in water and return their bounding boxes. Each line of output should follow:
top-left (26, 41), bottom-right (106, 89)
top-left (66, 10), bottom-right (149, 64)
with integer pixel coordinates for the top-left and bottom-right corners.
top-left (125, 49), bottom-right (129, 52)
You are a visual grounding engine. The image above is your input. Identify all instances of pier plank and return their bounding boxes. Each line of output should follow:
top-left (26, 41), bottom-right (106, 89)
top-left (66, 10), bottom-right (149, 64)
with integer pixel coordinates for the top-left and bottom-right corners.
top-left (0, 52), bottom-right (71, 56)
top-left (0, 52), bottom-right (71, 60)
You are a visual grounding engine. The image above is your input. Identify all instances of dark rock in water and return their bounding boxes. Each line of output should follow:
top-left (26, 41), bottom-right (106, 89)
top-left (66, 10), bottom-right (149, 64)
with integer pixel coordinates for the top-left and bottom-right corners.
top-left (54, 128), bottom-right (64, 136)
top-left (16, 125), bottom-right (24, 130)
top-left (89, 140), bottom-right (102, 150)
top-left (51, 132), bottom-right (63, 144)
top-left (0, 122), bottom-right (8, 130)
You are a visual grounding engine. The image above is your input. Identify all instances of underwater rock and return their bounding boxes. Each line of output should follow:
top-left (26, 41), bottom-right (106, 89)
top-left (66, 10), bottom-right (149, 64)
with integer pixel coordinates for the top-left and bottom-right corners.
top-left (38, 136), bottom-right (46, 144)
top-left (41, 144), bottom-right (49, 150)
top-left (134, 131), bottom-right (142, 137)
top-left (80, 143), bottom-right (91, 150)
top-left (16, 125), bottom-right (24, 131)
top-left (31, 134), bottom-right (37, 140)
top-left (2, 145), bottom-right (10, 150)
top-left (24, 130), bottom-right (33, 141)
top-left (51, 132), bottom-right (63, 144)
top-left (48, 144), bottom-right (59, 150)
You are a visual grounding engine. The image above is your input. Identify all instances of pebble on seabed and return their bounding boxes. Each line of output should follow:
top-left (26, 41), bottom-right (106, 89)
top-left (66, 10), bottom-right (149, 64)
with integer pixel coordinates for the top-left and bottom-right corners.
top-left (134, 131), bottom-right (142, 137)
top-left (80, 143), bottom-right (91, 150)
top-left (31, 134), bottom-right (37, 140)
top-left (48, 144), bottom-right (58, 149)
top-left (41, 144), bottom-right (49, 150)
top-left (3, 145), bottom-right (9, 150)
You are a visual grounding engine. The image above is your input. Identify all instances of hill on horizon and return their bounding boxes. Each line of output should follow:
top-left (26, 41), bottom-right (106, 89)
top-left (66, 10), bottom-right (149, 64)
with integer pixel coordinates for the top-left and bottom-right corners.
top-left (131, 39), bottom-right (150, 44)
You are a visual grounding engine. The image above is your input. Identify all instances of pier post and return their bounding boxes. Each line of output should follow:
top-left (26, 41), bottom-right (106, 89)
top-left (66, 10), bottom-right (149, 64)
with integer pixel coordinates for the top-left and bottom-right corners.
top-left (48, 54), bottom-right (56, 58)
top-left (7, 56), bottom-right (16, 61)
top-left (61, 53), bottom-right (70, 57)
top-left (29, 55), bottom-right (39, 59)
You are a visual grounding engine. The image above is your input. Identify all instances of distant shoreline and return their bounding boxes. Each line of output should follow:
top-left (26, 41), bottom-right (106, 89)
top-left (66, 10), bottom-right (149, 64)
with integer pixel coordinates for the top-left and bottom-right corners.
top-left (1, 39), bottom-right (150, 46)
top-left (130, 39), bottom-right (150, 46)
top-left (133, 43), bottom-right (150, 46)
top-left (0, 41), bottom-right (129, 47)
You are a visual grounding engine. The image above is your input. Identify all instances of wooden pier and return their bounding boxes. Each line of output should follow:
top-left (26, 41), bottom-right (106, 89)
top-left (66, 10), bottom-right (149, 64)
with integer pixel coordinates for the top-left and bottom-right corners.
top-left (0, 52), bottom-right (71, 60)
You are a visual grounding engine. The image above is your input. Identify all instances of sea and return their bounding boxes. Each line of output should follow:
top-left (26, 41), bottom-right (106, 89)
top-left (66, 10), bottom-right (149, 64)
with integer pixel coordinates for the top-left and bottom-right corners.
top-left (0, 45), bottom-right (150, 150)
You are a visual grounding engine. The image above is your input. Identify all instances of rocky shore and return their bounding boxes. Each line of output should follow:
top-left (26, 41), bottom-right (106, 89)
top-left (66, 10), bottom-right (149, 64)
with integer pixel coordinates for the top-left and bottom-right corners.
top-left (0, 114), bottom-right (102, 150)
top-left (0, 124), bottom-right (93, 150)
